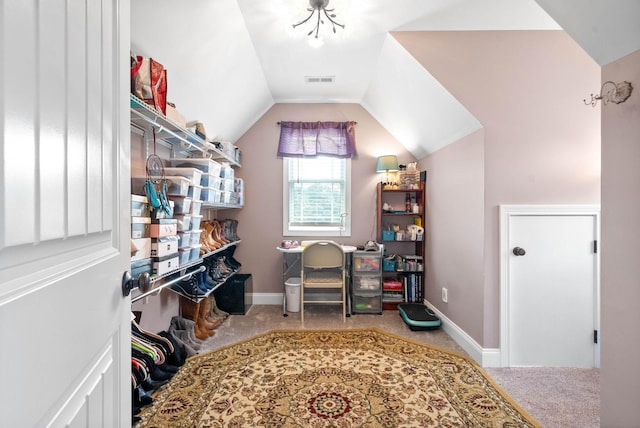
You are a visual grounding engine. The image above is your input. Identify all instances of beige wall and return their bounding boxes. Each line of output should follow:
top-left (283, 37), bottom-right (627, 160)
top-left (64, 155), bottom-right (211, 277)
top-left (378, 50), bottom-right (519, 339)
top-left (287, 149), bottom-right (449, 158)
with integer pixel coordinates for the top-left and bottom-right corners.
top-left (396, 30), bottom-right (601, 347)
top-left (600, 48), bottom-right (640, 426)
top-left (231, 103), bottom-right (415, 295)
top-left (419, 129), bottom-right (485, 341)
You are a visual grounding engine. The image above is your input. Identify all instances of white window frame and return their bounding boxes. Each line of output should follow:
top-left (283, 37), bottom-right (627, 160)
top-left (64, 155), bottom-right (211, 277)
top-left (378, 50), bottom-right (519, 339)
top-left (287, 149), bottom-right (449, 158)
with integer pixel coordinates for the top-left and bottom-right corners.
top-left (282, 157), bottom-right (351, 237)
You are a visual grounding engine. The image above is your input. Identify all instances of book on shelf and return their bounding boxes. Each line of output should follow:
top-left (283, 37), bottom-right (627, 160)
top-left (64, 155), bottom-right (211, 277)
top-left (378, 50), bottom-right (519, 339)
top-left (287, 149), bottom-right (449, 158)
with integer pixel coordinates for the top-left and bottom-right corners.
top-left (383, 278), bottom-right (402, 291)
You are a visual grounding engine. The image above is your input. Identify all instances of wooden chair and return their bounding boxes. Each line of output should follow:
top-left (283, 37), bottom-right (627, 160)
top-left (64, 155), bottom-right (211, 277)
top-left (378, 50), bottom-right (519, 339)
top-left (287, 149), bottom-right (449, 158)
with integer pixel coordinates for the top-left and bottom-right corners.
top-left (300, 241), bottom-right (346, 322)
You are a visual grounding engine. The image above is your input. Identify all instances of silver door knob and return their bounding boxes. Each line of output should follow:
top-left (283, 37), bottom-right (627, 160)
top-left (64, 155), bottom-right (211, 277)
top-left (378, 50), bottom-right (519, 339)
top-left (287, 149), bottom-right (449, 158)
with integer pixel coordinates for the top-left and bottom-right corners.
top-left (121, 271), bottom-right (150, 297)
top-left (512, 247), bottom-right (526, 256)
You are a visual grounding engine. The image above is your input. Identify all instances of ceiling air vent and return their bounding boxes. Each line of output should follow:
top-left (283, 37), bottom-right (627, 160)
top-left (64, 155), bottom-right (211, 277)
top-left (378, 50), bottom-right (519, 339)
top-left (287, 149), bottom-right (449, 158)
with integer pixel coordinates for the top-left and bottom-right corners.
top-left (304, 75), bottom-right (335, 84)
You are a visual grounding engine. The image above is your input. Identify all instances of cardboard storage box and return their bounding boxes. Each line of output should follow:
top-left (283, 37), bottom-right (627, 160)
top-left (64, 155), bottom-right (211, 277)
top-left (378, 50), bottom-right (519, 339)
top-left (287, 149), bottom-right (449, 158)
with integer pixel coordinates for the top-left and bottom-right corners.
top-left (131, 238), bottom-right (151, 261)
top-left (152, 255), bottom-right (180, 276)
top-left (150, 218), bottom-right (177, 238)
top-left (131, 194), bottom-right (150, 217)
top-left (131, 216), bottom-right (151, 239)
top-left (151, 236), bottom-right (179, 258)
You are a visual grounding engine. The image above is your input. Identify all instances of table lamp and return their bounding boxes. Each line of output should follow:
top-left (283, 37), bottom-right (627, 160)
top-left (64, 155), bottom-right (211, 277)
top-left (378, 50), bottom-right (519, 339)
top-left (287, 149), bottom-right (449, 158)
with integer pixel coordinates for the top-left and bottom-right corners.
top-left (376, 155), bottom-right (399, 184)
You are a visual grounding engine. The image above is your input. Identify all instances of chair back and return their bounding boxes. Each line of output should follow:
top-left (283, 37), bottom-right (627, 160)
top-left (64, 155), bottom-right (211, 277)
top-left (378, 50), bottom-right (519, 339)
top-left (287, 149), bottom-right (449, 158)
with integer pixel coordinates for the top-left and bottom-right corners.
top-left (302, 241), bottom-right (344, 269)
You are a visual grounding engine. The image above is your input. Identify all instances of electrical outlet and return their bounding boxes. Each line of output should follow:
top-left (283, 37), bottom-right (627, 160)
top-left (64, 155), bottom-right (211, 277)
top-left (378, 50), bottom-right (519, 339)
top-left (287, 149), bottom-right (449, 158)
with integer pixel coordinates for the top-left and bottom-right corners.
top-left (442, 287), bottom-right (448, 303)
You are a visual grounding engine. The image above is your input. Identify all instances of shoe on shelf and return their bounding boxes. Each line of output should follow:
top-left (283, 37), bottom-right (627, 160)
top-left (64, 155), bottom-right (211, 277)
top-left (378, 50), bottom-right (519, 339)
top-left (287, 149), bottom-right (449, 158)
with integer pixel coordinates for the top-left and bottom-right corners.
top-left (171, 278), bottom-right (206, 299)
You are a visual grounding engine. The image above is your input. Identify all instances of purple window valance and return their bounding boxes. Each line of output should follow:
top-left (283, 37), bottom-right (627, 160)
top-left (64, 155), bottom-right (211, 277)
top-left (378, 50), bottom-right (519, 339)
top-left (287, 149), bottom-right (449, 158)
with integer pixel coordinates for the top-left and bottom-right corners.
top-left (277, 121), bottom-right (357, 158)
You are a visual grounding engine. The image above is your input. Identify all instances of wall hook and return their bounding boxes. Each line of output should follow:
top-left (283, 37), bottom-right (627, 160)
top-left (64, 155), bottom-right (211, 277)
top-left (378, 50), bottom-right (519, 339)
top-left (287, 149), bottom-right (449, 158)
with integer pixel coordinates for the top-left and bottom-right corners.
top-left (584, 81), bottom-right (633, 107)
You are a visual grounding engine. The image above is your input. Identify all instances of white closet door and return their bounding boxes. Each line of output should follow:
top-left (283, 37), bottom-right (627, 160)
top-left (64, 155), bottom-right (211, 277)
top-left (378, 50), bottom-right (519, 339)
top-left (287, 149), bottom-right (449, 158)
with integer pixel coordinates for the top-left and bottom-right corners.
top-left (0, 1), bottom-right (131, 427)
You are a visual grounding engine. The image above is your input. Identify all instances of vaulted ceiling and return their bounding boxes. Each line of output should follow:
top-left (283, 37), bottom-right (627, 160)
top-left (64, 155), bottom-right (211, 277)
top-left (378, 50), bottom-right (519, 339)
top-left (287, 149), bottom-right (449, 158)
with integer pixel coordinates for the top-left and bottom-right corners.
top-left (131, 0), bottom-right (640, 159)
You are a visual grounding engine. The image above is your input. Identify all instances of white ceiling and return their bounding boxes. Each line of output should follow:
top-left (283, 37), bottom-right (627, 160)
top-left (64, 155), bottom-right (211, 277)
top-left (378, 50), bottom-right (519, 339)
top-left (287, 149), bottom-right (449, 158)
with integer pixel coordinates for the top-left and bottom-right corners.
top-left (131, 0), bottom-right (640, 158)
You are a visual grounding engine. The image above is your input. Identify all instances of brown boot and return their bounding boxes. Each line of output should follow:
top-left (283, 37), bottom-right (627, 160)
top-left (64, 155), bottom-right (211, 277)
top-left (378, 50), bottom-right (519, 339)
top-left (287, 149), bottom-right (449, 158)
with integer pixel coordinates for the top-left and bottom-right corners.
top-left (210, 294), bottom-right (230, 321)
top-left (198, 296), bottom-right (220, 331)
top-left (180, 298), bottom-right (209, 340)
top-left (202, 221), bottom-right (221, 250)
top-left (180, 297), bottom-right (199, 321)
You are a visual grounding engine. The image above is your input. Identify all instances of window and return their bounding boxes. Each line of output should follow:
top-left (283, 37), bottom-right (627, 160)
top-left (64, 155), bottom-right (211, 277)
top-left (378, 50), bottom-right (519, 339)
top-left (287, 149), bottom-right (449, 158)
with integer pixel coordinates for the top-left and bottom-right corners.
top-left (283, 156), bottom-right (351, 237)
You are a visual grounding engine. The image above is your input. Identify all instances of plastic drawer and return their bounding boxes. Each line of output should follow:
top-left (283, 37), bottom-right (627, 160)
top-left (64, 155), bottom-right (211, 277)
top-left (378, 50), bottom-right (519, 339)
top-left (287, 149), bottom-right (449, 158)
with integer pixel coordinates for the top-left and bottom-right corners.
top-left (352, 254), bottom-right (381, 273)
top-left (352, 293), bottom-right (382, 314)
top-left (352, 275), bottom-right (382, 292)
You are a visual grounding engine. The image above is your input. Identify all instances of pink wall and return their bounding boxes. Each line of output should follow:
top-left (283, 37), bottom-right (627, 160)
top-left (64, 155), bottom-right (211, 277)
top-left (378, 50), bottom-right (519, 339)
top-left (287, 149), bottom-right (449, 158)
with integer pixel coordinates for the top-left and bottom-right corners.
top-left (231, 103), bottom-right (414, 295)
top-left (395, 31), bottom-right (601, 347)
top-left (600, 48), bottom-right (640, 426)
top-left (420, 129), bottom-right (485, 341)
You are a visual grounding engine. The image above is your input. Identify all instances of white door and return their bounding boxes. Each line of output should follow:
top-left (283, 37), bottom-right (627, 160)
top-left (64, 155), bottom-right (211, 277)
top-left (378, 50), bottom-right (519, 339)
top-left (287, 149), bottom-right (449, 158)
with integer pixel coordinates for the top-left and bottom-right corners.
top-left (500, 205), bottom-right (599, 367)
top-left (0, 1), bottom-right (131, 427)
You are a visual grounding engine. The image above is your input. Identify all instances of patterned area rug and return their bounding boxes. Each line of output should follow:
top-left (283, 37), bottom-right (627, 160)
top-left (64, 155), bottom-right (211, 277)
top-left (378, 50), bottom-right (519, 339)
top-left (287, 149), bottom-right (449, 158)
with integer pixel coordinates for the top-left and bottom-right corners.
top-left (137, 328), bottom-right (540, 427)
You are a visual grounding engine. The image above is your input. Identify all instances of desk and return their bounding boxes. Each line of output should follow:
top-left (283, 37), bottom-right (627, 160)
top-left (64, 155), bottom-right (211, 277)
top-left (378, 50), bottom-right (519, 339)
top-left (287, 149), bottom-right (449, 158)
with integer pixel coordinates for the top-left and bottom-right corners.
top-left (276, 244), bottom-right (357, 316)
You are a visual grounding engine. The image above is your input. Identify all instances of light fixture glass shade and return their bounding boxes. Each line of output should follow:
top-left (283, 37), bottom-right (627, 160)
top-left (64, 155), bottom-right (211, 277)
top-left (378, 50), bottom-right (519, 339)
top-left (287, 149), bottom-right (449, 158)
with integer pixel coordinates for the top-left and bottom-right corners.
top-left (376, 155), bottom-right (399, 173)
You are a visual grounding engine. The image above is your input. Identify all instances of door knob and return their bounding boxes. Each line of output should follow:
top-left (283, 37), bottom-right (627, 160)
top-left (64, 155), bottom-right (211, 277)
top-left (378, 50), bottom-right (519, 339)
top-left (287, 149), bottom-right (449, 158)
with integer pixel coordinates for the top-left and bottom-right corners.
top-left (512, 247), bottom-right (526, 256)
top-left (122, 271), bottom-right (151, 297)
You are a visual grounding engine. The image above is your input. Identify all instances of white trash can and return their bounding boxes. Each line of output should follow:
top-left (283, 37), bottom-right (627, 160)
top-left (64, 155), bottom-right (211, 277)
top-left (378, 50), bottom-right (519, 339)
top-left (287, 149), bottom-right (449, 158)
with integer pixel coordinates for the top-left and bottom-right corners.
top-left (285, 277), bottom-right (301, 312)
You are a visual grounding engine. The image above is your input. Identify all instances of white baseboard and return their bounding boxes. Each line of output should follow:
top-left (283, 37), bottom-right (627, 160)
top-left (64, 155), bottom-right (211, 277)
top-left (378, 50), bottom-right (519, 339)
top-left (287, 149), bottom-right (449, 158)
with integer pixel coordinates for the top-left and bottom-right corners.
top-left (424, 300), bottom-right (502, 367)
top-left (251, 294), bottom-right (502, 367)
top-left (252, 292), bottom-right (284, 306)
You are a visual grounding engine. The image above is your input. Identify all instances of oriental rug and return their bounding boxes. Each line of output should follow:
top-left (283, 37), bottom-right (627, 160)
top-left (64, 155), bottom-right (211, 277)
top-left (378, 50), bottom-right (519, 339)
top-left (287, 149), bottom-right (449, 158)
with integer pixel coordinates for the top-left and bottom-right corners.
top-left (136, 328), bottom-right (540, 427)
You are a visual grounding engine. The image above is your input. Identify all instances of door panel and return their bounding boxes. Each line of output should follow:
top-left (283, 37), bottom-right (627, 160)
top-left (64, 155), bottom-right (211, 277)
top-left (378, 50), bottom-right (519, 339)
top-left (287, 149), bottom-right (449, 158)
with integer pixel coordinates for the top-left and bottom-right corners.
top-left (0, 1), bottom-right (130, 427)
top-left (504, 210), bottom-right (598, 367)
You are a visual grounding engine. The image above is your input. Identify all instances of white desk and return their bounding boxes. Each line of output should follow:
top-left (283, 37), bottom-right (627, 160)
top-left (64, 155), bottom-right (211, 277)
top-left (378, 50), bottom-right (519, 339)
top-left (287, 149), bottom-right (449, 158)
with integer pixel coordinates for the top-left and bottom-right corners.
top-left (276, 244), bottom-right (357, 316)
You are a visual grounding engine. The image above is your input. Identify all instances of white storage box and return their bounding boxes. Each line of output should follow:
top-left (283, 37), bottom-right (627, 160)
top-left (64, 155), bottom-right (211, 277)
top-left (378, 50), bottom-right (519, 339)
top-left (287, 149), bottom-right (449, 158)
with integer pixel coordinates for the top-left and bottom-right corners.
top-left (169, 196), bottom-right (191, 214)
top-left (150, 219), bottom-right (177, 238)
top-left (131, 216), bottom-right (151, 239)
top-left (152, 255), bottom-right (180, 276)
top-left (163, 167), bottom-right (202, 186)
top-left (176, 230), bottom-right (192, 248)
top-left (221, 191), bottom-right (232, 204)
top-left (151, 200), bottom-right (174, 220)
top-left (201, 187), bottom-right (221, 203)
top-left (131, 238), bottom-right (151, 261)
top-left (190, 199), bottom-right (203, 216)
top-left (151, 236), bottom-right (179, 258)
top-left (187, 184), bottom-right (202, 201)
top-left (221, 178), bottom-right (234, 192)
top-left (200, 174), bottom-right (221, 189)
top-left (170, 158), bottom-right (221, 176)
top-left (131, 176), bottom-right (189, 198)
top-left (178, 247), bottom-right (190, 265)
top-left (131, 195), bottom-right (150, 217)
top-left (189, 229), bottom-right (202, 246)
top-left (234, 178), bottom-right (244, 193)
top-left (220, 162), bottom-right (234, 179)
top-left (189, 244), bottom-right (202, 262)
top-left (164, 176), bottom-right (190, 196)
top-left (174, 214), bottom-right (192, 232)
top-left (190, 215), bottom-right (203, 231)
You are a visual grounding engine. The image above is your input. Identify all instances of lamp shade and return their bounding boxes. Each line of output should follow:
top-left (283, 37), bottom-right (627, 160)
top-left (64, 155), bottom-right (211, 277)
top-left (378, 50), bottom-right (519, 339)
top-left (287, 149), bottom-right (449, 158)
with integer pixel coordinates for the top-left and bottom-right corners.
top-left (376, 155), bottom-right (399, 172)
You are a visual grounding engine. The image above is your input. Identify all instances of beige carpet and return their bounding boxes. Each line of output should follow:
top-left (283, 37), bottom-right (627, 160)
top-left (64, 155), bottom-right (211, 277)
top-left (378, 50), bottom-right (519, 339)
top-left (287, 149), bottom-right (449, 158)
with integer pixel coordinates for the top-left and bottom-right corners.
top-left (137, 328), bottom-right (540, 427)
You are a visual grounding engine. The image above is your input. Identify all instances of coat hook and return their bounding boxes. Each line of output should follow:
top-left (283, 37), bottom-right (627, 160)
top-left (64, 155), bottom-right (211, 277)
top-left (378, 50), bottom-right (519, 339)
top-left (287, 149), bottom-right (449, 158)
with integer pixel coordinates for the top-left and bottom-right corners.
top-left (584, 81), bottom-right (633, 107)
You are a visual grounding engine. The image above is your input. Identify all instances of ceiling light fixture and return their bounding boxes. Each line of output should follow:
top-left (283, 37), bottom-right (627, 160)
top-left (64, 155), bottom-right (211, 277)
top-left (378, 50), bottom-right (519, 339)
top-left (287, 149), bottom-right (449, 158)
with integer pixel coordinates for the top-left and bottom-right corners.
top-left (293, 0), bottom-right (344, 39)
top-left (583, 80), bottom-right (633, 107)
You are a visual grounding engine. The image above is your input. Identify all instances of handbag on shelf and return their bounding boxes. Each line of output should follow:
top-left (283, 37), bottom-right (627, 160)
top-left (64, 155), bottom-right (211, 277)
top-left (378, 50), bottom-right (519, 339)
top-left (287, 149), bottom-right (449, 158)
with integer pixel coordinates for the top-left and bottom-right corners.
top-left (131, 54), bottom-right (167, 115)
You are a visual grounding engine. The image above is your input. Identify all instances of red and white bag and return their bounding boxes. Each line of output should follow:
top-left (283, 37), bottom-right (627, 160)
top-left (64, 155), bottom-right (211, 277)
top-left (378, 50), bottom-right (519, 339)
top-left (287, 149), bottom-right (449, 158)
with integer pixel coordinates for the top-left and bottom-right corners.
top-left (131, 55), bottom-right (167, 115)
